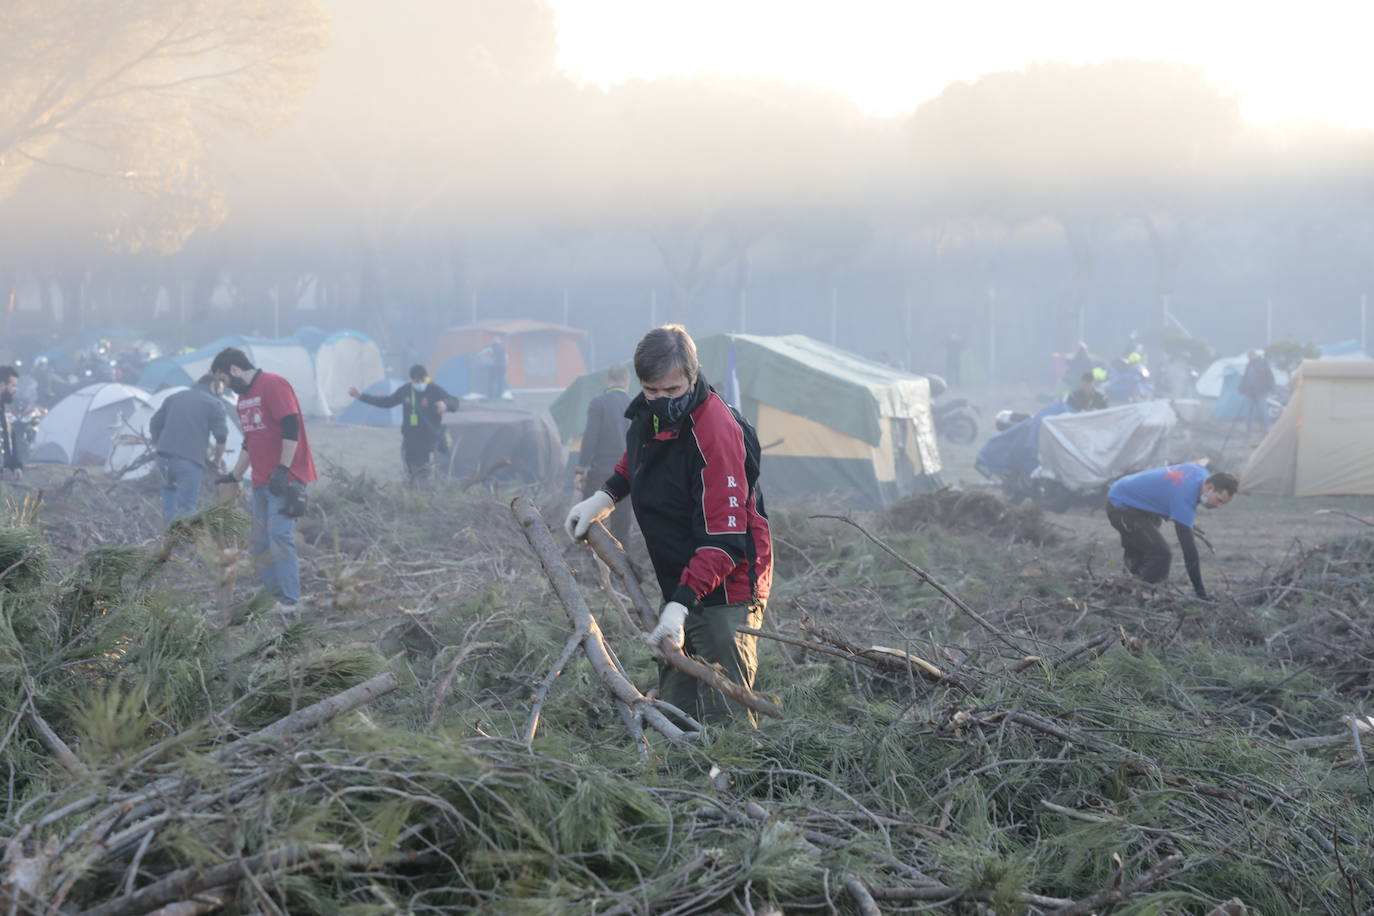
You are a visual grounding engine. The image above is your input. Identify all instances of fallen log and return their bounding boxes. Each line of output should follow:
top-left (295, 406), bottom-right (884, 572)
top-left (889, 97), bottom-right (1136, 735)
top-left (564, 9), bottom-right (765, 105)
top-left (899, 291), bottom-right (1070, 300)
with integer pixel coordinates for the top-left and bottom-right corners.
top-left (584, 521), bottom-right (783, 719)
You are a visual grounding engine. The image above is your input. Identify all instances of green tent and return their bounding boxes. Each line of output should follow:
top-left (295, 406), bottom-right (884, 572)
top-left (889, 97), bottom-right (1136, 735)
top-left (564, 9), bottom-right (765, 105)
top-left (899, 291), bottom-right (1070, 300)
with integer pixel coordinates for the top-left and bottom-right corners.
top-left (550, 333), bottom-right (942, 507)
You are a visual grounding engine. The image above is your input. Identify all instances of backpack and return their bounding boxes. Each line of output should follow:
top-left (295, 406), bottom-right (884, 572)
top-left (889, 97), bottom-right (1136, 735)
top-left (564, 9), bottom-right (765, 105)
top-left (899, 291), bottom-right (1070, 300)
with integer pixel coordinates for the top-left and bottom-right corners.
top-left (722, 401), bottom-right (766, 518)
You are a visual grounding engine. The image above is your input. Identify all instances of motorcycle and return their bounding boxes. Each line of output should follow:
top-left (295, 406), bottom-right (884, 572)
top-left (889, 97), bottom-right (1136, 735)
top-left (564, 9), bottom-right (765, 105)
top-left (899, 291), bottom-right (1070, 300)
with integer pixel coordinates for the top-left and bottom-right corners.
top-left (923, 374), bottom-right (981, 445)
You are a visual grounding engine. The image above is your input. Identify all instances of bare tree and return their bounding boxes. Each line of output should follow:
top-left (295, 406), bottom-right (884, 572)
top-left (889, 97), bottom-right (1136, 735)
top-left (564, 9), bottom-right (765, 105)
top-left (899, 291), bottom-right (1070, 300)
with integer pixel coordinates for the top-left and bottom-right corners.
top-left (0, 0), bottom-right (328, 251)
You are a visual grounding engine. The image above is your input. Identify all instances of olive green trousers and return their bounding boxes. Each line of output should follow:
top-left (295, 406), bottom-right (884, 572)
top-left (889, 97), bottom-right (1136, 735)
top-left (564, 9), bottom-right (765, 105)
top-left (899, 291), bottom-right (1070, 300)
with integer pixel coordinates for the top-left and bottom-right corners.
top-left (658, 602), bottom-right (765, 727)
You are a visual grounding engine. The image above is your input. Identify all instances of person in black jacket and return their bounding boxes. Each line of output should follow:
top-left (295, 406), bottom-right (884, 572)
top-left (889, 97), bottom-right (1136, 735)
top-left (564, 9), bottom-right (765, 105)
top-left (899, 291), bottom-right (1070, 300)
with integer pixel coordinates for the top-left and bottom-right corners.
top-left (565, 325), bottom-right (773, 726)
top-left (1066, 371), bottom-right (1108, 411)
top-left (1, 366), bottom-right (23, 480)
top-left (1237, 349), bottom-right (1275, 438)
top-left (574, 362), bottom-right (634, 543)
top-left (348, 365), bottom-right (458, 484)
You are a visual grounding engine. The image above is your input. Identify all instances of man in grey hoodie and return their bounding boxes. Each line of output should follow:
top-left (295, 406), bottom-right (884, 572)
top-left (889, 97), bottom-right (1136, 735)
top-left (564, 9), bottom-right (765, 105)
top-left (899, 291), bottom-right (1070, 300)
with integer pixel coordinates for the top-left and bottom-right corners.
top-left (149, 374), bottom-right (229, 524)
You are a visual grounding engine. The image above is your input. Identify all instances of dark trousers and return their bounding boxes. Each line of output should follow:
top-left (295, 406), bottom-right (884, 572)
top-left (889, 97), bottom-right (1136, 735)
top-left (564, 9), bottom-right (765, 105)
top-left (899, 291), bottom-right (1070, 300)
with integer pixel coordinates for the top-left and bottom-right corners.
top-left (402, 436), bottom-right (435, 484)
top-left (1106, 503), bottom-right (1171, 584)
top-left (659, 602), bottom-right (765, 727)
top-left (582, 470), bottom-right (632, 544)
top-left (1244, 394), bottom-right (1268, 437)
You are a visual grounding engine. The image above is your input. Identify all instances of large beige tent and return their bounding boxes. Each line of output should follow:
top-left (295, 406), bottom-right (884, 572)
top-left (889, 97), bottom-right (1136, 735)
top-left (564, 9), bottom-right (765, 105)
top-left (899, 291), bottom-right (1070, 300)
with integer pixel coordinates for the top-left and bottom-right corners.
top-left (1242, 360), bottom-right (1374, 496)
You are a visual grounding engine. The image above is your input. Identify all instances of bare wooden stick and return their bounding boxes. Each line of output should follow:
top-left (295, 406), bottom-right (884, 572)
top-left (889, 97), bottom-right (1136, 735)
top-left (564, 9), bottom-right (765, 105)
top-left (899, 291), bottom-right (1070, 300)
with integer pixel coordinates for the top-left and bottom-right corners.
top-left (798, 616), bottom-right (971, 692)
top-left (811, 513), bottom-right (1023, 652)
top-left (583, 520), bottom-right (783, 719)
top-left (524, 628), bottom-right (587, 744)
top-left (429, 641), bottom-right (500, 728)
top-left (27, 702), bottom-right (88, 777)
top-left (83, 846), bottom-right (317, 916)
top-left (843, 872), bottom-right (883, 915)
top-left (584, 521), bottom-right (657, 630)
top-left (233, 671), bottom-right (400, 750)
top-left (512, 496), bottom-right (691, 743)
top-left (1050, 854), bottom-right (1182, 915)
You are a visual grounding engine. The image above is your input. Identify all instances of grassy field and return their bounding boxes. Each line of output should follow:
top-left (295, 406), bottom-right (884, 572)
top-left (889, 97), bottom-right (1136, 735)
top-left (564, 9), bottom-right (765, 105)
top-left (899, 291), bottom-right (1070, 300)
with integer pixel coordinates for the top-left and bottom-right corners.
top-left (3, 404), bottom-right (1372, 912)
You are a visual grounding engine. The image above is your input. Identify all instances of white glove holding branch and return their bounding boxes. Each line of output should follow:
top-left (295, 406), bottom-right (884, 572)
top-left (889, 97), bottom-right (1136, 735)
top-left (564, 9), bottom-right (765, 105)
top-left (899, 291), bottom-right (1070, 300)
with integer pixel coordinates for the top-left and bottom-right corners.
top-left (564, 489), bottom-right (615, 540)
top-left (646, 601), bottom-right (689, 649)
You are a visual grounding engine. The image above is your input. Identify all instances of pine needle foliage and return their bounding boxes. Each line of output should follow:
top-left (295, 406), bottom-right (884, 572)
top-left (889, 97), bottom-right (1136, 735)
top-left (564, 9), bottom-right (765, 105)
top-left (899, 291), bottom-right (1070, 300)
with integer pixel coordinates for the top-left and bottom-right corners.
top-left (0, 477), bottom-right (1372, 913)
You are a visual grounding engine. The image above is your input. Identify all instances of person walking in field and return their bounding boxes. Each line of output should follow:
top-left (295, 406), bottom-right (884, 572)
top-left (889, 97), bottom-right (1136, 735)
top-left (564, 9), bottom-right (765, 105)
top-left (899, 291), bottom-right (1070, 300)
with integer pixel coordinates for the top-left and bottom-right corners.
top-left (1105, 464), bottom-right (1238, 600)
top-left (565, 325), bottom-right (773, 726)
top-left (1238, 349), bottom-right (1275, 439)
top-left (348, 364), bottom-right (458, 485)
top-left (1, 366), bottom-right (24, 480)
top-left (211, 347), bottom-right (317, 609)
top-left (573, 362), bottom-right (634, 544)
top-left (148, 374), bottom-right (229, 524)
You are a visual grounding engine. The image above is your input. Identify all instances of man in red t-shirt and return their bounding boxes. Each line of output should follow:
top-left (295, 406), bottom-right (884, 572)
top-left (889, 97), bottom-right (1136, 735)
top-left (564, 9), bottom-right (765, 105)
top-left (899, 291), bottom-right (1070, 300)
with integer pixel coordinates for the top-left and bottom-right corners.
top-left (211, 347), bottom-right (317, 607)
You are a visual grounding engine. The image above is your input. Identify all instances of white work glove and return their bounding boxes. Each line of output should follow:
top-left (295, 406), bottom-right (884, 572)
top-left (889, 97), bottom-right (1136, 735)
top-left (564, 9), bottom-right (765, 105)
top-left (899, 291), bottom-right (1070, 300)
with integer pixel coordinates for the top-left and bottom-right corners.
top-left (564, 489), bottom-right (615, 540)
top-left (645, 601), bottom-right (689, 650)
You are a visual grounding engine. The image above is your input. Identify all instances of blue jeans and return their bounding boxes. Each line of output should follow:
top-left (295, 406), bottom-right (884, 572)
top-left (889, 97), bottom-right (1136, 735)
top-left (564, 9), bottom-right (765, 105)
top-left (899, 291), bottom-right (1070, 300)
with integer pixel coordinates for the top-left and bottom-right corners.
top-left (251, 483), bottom-right (302, 604)
top-left (157, 454), bottom-right (204, 525)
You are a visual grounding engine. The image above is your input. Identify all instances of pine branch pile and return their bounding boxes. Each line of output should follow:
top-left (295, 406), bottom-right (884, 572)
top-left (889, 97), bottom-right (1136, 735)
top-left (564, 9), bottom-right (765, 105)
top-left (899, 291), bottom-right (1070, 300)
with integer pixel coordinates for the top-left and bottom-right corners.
top-left (0, 471), bottom-right (1370, 913)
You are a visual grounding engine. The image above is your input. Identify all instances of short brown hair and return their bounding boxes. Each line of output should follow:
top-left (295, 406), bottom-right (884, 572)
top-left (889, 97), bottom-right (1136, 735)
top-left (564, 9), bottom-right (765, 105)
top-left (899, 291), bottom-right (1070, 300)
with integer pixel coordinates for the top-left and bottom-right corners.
top-left (1206, 471), bottom-right (1239, 495)
top-left (634, 325), bottom-right (698, 385)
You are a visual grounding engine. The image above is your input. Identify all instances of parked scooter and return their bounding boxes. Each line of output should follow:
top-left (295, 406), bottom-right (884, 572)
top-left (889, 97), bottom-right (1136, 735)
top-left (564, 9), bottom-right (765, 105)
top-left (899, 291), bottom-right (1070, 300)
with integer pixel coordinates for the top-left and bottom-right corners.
top-left (923, 374), bottom-right (980, 445)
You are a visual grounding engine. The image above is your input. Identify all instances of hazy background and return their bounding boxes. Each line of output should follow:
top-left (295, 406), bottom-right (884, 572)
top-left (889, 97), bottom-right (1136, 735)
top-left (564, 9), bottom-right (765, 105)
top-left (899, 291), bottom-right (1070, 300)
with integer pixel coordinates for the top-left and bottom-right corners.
top-left (4, 0), bottom-right (1373, 384)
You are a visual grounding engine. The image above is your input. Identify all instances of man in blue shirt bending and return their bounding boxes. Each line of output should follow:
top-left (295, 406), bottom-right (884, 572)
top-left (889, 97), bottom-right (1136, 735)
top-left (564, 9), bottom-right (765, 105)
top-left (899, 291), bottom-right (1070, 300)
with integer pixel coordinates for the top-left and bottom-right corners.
top-left (1105, 464), bottom-right (1239, 599)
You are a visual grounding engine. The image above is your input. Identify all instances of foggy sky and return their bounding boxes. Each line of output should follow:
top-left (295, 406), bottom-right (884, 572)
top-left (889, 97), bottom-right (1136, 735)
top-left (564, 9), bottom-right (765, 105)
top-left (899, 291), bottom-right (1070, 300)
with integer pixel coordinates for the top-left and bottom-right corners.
top-left (4, 0), bottom-right (1374, 381)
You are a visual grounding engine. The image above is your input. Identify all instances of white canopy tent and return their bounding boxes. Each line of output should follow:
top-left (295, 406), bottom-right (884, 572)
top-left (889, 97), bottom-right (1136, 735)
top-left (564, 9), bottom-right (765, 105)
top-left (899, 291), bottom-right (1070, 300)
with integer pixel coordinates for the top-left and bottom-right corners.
top-left (107, 386), bottom-right (244, 481)
top-left (315, 332), bottom-right (386, 418)
top-left (30, 384), bottom-right (151, 468)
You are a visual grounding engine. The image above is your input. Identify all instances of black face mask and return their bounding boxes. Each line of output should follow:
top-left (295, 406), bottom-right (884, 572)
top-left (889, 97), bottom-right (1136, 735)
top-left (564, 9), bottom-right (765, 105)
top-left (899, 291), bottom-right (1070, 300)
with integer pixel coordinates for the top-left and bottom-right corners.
top-left (227, 374), bottom-right (252, 395)
top-left (647, 389), bottom-right (693, 426)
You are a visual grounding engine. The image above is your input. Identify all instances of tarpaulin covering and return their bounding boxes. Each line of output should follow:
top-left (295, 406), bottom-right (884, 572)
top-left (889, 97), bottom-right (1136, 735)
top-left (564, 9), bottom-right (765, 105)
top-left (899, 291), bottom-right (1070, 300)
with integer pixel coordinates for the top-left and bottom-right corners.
top-left (437, 408), bottom-right (563, 487)
top-left (975, 403), bottom-right (1071, 478)
top-left (1037, 401), bottom-right (1178, 490)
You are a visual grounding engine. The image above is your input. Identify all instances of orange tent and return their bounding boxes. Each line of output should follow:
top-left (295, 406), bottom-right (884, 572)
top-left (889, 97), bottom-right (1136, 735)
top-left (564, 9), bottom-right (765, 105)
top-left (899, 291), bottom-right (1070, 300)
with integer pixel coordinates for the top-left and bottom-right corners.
top-left (429, 320), bottom-right (588, 389)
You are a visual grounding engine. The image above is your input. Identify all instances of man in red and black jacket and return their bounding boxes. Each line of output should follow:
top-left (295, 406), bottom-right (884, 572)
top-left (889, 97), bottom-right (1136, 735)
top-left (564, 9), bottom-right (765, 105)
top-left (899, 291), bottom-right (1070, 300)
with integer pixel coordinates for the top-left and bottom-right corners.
top-left (212, 347), bottom-right (317, 608)
top-left (566, 325), bottom-right (772, 726)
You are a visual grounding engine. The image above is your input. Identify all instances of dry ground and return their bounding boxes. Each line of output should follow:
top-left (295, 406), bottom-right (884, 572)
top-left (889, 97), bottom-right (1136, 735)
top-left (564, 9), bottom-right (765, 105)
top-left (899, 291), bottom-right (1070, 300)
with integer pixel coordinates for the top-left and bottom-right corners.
top-left (936, 384), bottom-right (1374, 585)
top-left (315, 398), bottom-right (1374, 589)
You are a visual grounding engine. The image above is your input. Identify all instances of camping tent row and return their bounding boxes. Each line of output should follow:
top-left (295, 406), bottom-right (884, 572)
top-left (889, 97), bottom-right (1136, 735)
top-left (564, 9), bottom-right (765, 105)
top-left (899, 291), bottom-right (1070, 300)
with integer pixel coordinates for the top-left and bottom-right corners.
top-left (29, 383), bottom-right (244, 479)
top-left (138, 331), bottom-right (384, 418)
top-left (550, 333), bottom-right (942, 508)
top-left (1200, 340), bottom-right (1370, 419)
top-left (1242, 360), bottom-right (1374, 497)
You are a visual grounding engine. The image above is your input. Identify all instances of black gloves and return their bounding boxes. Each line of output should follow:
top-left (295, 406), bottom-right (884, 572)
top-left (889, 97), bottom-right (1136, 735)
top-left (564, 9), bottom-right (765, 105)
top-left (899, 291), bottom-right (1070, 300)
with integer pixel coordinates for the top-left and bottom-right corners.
top-left (268, 464), bottom-right (290, 496)
top-left (215, 473), bottom-right (239, 485)
top-left (280, 484), bottom-right (308, 518)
